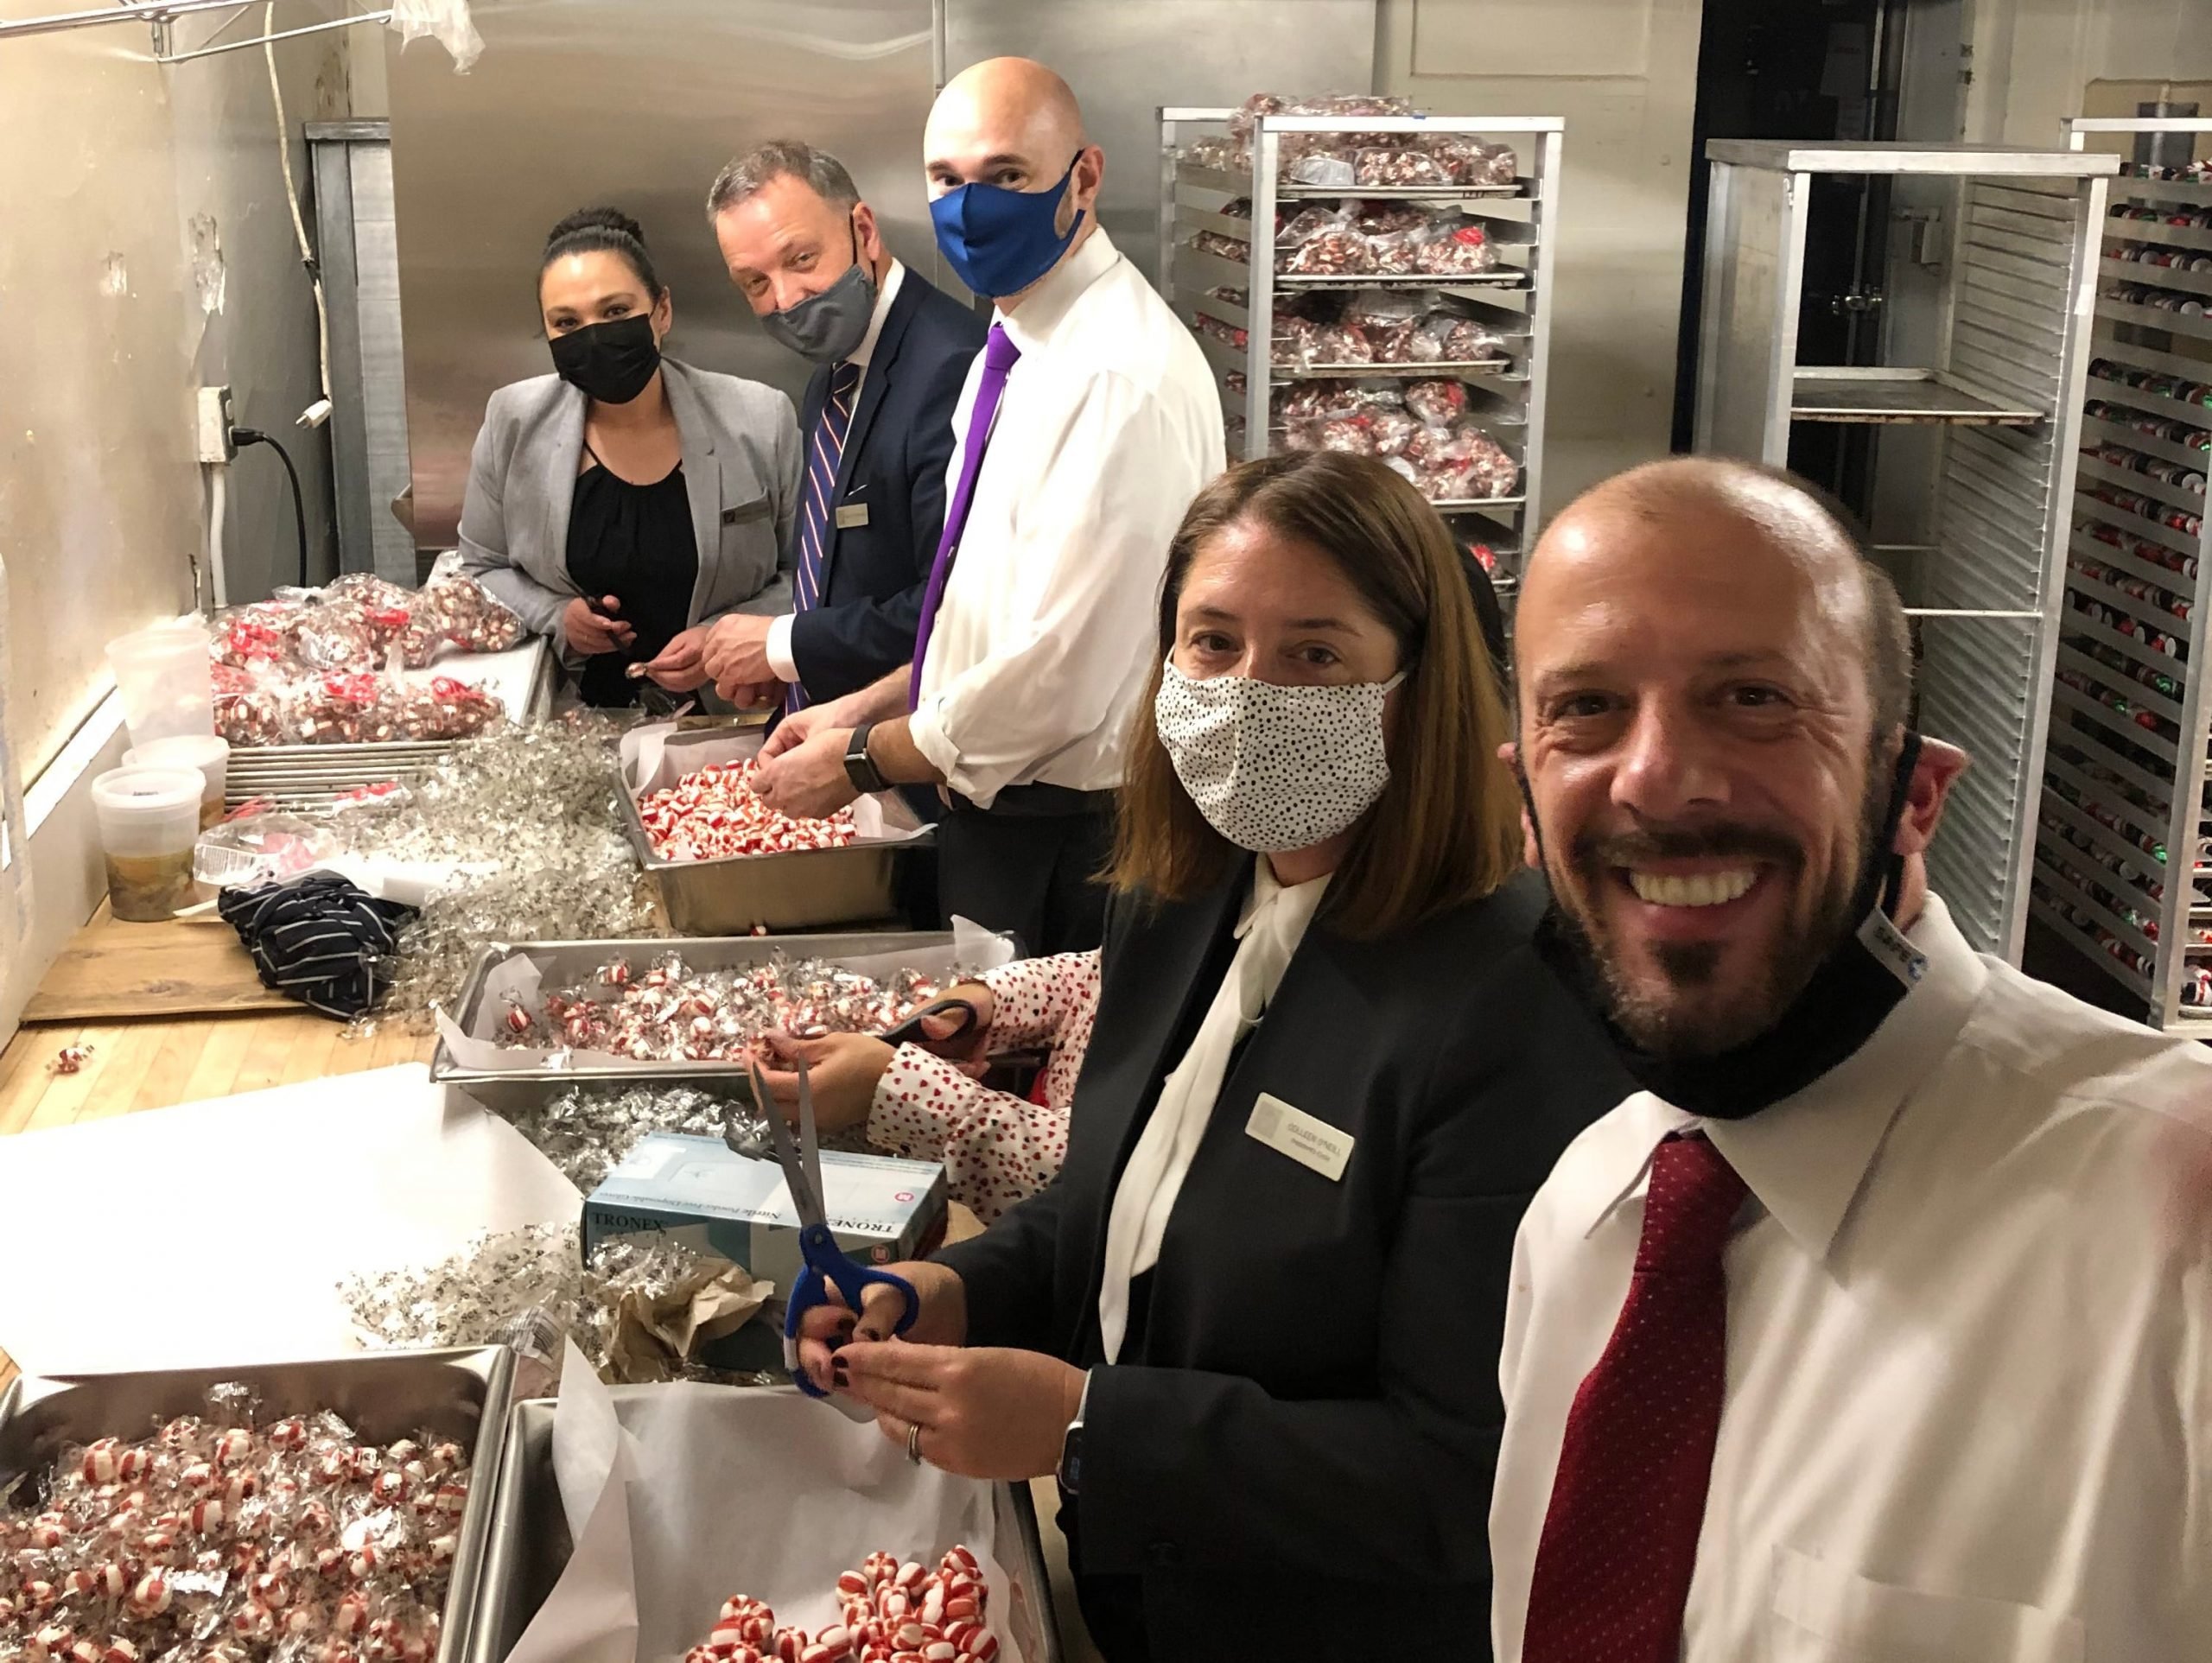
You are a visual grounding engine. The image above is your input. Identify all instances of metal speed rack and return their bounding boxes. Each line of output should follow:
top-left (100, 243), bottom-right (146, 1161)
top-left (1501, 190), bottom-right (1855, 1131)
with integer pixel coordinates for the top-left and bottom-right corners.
top-left (1693, 141), bottom-right (2118, 962)
top-left (2030, 116), bottom-right (2212, 1029)
top-left (1158, 109), bottom-right (1562, 581)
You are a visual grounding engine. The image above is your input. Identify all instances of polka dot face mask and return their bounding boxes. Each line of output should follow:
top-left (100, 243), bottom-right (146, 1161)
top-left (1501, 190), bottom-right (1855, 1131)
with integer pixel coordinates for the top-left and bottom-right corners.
top-left (1154, 659), bottom-right (1404, 854)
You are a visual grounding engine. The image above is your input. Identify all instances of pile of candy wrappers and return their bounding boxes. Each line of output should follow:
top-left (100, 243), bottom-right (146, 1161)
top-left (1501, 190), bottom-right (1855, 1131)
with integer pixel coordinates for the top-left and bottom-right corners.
top-left (685, 1546), bottom-right (999, 1663)
top-left (210, 568), bottom-right (522, 748)
top-left (500, 951), bottom-right (938, 1063)
top-left (0, 1389), bottom-right (468, 1663)
top-left (637, 761), bottom-right (861, 861)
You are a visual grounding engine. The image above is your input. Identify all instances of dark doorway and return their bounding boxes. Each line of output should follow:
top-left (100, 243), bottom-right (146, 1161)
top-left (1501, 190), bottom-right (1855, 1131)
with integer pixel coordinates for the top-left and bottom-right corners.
top-left (1672, 0), bottom-right (1911, 517)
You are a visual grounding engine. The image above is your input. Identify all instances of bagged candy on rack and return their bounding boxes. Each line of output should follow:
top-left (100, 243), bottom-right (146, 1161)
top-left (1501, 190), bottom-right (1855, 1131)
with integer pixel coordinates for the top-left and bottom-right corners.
top-left (213, 598), bottom-right (305, 669)
top-left (1193, 311), bottom-right (1249, 352)
top-left (1184, 132), bottom-right (1249, 175)
top-left (1351, 199), bottom-right (1430, 237)
top-left (284, 670), bottom-right (405, 744)
top-left (1228, 92), bottom-right (1294, 140)
top-left (1208, 283), bottom-right (1249, 308)
top-left (1280, 206), bottom-right (1374, 276)
top-left (1404, 378), bottom-right (1471, 427)
top-left (1368, 221), bottom-right (1427, 277)
top-left (1416, 216), bottom-right (1497, 276)
top-left (1432, 136), bottom-right (1518, 186)
top-left (1191, 228), bottom-right (1251, 264)
top-left (1344, 288), bottom-right (1426, 361)
top-left (1368, 406), bottom-right (1421, 458)
top-left (397, 675), bottom-right (505, 740)
top-left (286, 600), bottom-right (390, 673)
top-left (1405, 421), bottom-right (1519, 501)
top-left (1275, 379), bottom-right (1405, 424)
top-left (1287, 149), bottom-right (1358, 187)
top-left (1413, 312), bottom-right (1508, 363)
top-left (1288, 412), bottom-right (1380, 456)
top-left (213, 661), bottom-right (286, 746)
top-left (1274, 311), bottom-right (1372, 370)
top-left (1356, 147), bottom-right (1455, 187)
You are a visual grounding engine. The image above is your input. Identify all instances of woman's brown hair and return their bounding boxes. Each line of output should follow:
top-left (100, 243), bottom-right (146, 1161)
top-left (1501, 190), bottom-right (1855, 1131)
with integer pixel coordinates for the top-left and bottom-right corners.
top-left (1109, 450), bottom-right (1522, 937)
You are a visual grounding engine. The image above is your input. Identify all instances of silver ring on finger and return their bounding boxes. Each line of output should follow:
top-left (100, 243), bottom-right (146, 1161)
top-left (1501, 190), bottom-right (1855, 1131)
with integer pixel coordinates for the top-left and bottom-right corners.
top-left (906, 1420), bottom-right (924, 1465)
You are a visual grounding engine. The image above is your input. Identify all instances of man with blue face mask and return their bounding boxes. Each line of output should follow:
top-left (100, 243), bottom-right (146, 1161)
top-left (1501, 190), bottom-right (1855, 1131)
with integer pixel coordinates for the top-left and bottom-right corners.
top-left (752, 57), bottom-right (1225, 955)
top-left (702, 141), bottom-right (985, 713)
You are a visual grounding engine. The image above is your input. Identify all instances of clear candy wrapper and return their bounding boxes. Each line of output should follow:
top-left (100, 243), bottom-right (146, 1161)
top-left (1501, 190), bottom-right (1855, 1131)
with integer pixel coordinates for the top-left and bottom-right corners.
top-left (343, 1222), bottom-right (777, 1391)
top-left (0, 1387), bottom-right (471, 1663)
top-left (358, 714), bottom-right (663, 1029)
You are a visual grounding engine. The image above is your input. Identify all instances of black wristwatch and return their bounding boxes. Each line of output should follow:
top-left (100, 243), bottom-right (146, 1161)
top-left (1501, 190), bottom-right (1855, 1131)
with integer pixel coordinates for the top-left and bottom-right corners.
top-left (843, 721), bottom-right (889, 796)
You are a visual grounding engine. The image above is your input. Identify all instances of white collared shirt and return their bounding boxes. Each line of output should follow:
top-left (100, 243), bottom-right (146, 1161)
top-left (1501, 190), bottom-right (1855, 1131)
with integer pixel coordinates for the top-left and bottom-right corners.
top-left (1489, 894), bottom-right (2212, 1660)
top-left (907, 228), bottom-right (1225, 804)
top-left (766, 258), bottom-right (907, 682)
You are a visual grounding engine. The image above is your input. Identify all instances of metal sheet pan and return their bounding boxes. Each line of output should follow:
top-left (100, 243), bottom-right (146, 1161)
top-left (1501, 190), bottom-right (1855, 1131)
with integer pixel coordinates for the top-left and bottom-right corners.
top-left (429, 932), bottom-right (958, 1114)
top-left (467, 1395), bottom-right (1061, 1663)
top-left (620, 725), bottom-right (931, 936)
top-left (0, 1346), bottom-right (515, 1663)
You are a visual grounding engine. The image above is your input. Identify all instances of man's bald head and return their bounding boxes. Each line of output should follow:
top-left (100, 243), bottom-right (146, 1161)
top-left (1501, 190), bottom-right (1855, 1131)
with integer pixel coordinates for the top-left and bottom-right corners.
top-left (926, 57), bottom-right (1090, 181)
top-left (1522, 457), bottom-right (1912, 737)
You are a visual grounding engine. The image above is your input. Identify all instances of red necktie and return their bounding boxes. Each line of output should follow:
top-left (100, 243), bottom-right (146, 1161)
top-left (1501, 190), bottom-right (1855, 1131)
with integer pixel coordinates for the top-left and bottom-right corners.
top-left (1521, 1131), bottom-right (1747, 1663)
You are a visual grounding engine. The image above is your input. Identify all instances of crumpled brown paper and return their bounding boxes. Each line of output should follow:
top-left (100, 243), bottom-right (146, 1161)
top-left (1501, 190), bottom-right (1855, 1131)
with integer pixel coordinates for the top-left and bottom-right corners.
top-left (601, 1252), bottom-right (772, 1383)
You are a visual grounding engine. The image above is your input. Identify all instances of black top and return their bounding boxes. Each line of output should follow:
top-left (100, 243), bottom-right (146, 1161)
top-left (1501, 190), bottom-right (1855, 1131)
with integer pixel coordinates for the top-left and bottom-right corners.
top-left (933, 865), bottom-right (1635, 1661)
top-left (565, 451), bottom-right (698, 708)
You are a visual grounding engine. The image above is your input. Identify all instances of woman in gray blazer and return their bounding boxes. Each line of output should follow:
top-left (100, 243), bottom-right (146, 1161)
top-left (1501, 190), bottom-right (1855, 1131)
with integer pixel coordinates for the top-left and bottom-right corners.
top-left (455, 206), bottom-right (801, 706)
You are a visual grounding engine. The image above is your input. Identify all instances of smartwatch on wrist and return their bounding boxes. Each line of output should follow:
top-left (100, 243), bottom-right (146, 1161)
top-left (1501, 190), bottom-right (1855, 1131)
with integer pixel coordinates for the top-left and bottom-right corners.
top-left (843, 721), bottom-right (889, 796)
top-left (1058, 1369), bottom-right (1094, 1495)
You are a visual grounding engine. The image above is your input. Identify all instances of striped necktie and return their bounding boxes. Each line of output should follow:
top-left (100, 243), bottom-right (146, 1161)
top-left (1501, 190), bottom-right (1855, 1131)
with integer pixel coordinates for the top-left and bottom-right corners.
top-left (785, 359), bottom-right (862, 714)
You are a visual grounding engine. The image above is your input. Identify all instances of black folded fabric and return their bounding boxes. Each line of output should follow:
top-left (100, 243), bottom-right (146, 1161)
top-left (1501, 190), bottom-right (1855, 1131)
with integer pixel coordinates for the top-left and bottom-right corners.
top-left (217, 869), bottom-right (416, 1020)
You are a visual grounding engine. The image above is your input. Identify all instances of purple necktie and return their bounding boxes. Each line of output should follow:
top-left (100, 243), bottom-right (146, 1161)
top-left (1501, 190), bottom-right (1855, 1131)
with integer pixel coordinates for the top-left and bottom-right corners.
top-left (910, 322), bottom-right (1021, 709)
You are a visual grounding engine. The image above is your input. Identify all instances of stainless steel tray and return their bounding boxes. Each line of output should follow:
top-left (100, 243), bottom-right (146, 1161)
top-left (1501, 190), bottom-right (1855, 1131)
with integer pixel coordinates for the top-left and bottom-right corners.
top-left (619, 725), bottom-right (931, 936)
top-left (0, 1346), bottom-right (515, 1663)
top-left (430, 931), bottom-right (957, 1114)
top-left (467, 1394), bottom-right (1061, 1663)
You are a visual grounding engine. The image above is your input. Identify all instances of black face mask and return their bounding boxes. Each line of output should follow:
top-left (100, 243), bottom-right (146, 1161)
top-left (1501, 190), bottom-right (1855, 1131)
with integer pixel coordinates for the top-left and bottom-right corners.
top-left (1532, 733), bottom-right (1929, 1120)
top-left (548, 313), bottom-right (662, 405)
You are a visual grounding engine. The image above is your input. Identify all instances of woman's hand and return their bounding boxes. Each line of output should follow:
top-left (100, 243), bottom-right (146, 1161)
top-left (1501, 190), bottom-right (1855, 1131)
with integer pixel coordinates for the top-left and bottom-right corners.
top-left (840, 1342), bottom-right (1086, 1482)
top-left (914, 982), bottom-right (996, 1067)
top-left (751, 1030), bottom-right (895, 1134)
top-left (792, 1260), bottom-right (966, 1393)
top-left (563, 594), bottom-right (634, 656)
top-left (638, 626), bottom-right (709, 691)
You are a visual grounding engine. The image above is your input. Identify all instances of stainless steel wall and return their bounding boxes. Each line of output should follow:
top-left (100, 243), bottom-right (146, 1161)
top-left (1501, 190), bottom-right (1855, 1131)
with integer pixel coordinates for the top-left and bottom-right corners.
top-left (387, 0), bottom-right (1376, 545)
top-left (942, 0), bottom-right (1377, 284)
top-left (386, 0), bottom-right (942, 547)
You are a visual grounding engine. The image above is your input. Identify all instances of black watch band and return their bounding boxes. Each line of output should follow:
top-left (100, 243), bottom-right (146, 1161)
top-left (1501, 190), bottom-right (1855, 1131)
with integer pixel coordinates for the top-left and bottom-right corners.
top-left (843, 720), bottom-right (889, 796)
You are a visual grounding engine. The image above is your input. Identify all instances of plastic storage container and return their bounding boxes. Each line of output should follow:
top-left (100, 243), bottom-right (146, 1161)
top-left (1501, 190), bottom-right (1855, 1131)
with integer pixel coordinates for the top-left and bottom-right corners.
top-left (90, 766), bottom-right (205, 921)
top-left (124, 733), bottom-right (230, 828)
top-left (106, 620), bottom-right (215, 748)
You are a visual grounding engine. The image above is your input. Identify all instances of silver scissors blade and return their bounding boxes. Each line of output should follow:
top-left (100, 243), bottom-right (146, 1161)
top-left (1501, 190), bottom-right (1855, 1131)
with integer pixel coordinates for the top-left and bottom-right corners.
top-left (750, 1057), bottom-right (823, 1224)
top-left (793, 1055), bottom-right (826, 1227)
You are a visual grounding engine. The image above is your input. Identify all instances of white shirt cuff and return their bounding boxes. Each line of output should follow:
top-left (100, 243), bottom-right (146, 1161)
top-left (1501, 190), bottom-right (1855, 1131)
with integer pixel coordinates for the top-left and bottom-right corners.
top-left (766, 613), bottom-right (799, 683)
top-left (907, 697), bottom-right (979, 803)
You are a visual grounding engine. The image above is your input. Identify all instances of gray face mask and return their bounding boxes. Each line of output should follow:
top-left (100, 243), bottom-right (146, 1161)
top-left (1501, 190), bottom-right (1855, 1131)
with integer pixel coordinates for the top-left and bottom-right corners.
top-left (759, 216), bottom-right (877, 364)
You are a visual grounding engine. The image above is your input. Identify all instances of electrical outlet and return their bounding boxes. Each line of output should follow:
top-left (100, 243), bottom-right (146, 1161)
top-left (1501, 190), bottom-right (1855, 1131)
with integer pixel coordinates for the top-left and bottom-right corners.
top-left (195, 384), bottom-right (235, 464)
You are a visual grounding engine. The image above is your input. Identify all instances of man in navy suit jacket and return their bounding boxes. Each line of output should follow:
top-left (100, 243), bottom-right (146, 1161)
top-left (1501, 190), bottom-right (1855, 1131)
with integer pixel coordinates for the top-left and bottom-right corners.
top-left (702, 140), bottom-right (985, 708)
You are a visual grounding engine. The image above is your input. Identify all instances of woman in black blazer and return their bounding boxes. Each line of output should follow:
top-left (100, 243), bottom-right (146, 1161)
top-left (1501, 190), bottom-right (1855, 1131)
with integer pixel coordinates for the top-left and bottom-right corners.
top-left (809, 452), bottom-right (1631, 1660)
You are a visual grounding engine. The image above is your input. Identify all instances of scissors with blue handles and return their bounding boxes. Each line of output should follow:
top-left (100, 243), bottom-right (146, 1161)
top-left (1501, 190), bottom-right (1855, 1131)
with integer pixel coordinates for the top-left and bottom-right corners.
top-left (746, 1056), bottom-right (920, 1400)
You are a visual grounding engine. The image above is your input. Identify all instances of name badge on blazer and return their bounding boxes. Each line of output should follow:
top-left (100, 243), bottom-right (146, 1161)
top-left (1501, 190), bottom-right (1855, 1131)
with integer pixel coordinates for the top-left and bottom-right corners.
top-left (835, 503), bottom-right (870, 529)
top-left (722, 496), bottom-right (772, 526)
top-left (1246, 1093), bottom-right (1353, 1181)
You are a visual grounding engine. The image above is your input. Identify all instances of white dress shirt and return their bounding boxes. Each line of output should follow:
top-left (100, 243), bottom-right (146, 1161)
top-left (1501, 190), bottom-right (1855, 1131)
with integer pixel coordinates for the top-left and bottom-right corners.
top-left (908, 228), bottom-right (1225, 805)
top-left (1096, 861), bottom-right (1328, 1361)
top-left (765, 258), bottom-right (907, 683)
top-left (1490, 893), bottom-right (2212, 1660)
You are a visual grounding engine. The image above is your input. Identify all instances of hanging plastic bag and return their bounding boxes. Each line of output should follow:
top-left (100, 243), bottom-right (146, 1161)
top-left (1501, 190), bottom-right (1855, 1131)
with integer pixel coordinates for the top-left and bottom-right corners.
top-left (387, 0), bottom-right (484, 73)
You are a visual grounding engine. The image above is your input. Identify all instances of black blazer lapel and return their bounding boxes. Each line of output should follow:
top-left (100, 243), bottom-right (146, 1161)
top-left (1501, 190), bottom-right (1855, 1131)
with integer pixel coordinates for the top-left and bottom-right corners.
top-left (1058, 862), bottom-right (1251, 1358)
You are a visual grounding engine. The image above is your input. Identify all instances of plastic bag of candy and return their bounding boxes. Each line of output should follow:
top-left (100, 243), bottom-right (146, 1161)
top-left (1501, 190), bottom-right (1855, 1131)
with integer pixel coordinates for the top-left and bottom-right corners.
top-left (212, 599), bottom-right (302, 670)
top-left (1287, 150), bottom-right (1358, 187)
top-left (1345, 288), bottom-right (1426, 361)
top-left (1275, 379), bottom-right (1405, 424)
top-left (1432, 136), bottom-right (1518, 186)
top-left (1191, 229), bottom-right (1251, 264)
top-left (1416, 217), bottom-right (1497, 276)
top-left (1357, 147), bottom-right (1454, 187)
top-left (400, 568), bottom-right (525, 665)
top-left (1413, 312), bottom-right (1509, 363)
top-left (1351, 200), bottom-right (1430, 238)
top-left (1281, 206), bottom-right (1374, 276)
top-left (1404, 378), bottom-right (1471, 426)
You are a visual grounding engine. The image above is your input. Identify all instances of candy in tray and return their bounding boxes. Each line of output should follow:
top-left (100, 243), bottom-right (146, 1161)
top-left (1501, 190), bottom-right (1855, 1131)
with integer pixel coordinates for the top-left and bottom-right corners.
top-left (635, 759), bottom-right (861, 861)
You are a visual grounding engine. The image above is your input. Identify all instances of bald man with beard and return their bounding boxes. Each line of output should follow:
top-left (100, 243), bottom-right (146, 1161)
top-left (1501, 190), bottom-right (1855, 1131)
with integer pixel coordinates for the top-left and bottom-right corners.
top-left (1491, 458), bottom-right (2212, 1660)
top-left (753, 58), bottom-right (1224, 955)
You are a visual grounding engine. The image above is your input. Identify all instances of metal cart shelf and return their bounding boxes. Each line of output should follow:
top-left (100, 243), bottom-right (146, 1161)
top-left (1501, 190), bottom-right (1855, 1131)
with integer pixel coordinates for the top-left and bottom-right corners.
top-left (1159, 108), bottom-right (1562, 582)
top-left (1692, 139), bottom-right (2120, 962)
top-left (2031, 116), bottom-right (2212, 1030)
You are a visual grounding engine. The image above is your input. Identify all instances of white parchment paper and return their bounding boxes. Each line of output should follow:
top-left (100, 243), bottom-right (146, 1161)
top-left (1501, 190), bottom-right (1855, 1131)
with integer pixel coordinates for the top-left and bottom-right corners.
top-left (505, 1381), bottom-right (1048, 1663)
